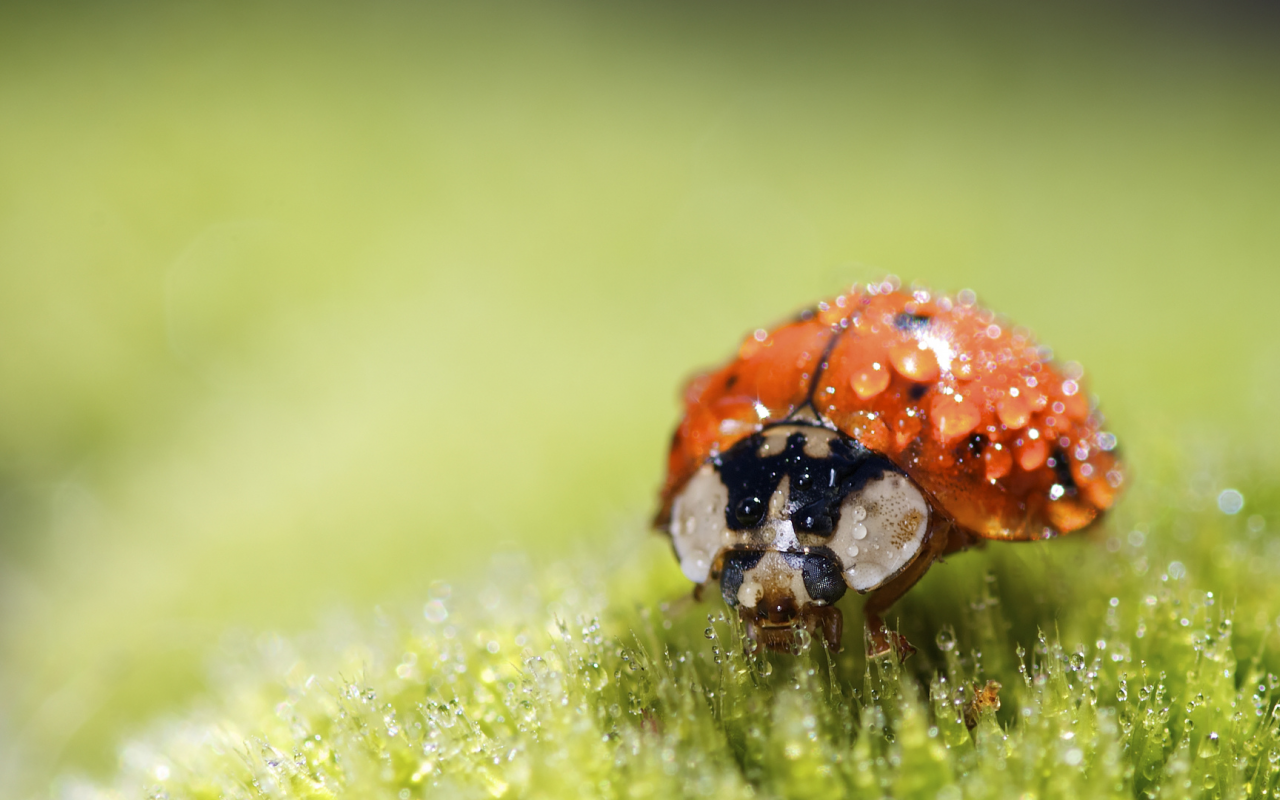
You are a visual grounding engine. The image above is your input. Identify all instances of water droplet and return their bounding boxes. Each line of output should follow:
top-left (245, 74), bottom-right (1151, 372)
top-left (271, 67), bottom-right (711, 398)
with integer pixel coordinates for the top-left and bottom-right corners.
top-left (846, 544), bottom-right (859, 557)
top-left (424, 600), bottom-right (448, 623)
top-left (850, 364), bottom-right (890, 400)
top-left (794, 628), bottom-right (812, 650)
top-left (852, 523), bottom-right (867, 540)
top-left (889, 342), bottom-right (940, 382)
top-left (935, 629), bottom-right (956, 652)
top-left (1198, 732), bottom-right (1221, 758)
top-left (934, 395), bottom-right (982, 442)
top-left (1218, 489), bottom-right (1245, 515)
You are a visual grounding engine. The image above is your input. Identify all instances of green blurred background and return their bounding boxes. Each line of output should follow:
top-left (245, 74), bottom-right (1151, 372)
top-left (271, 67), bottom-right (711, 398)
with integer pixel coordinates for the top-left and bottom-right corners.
top-left (1, 1), bottom-right (1277, 793)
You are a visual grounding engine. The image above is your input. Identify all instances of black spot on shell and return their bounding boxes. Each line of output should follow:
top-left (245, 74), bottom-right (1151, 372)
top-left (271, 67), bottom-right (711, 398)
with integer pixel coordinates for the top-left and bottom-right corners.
top-left (1051, 448), bottom-right (1078, 496)
top-left (894, 312), bottom-right (932, 333)
top-left (963, 433), bottom-right (987, 459)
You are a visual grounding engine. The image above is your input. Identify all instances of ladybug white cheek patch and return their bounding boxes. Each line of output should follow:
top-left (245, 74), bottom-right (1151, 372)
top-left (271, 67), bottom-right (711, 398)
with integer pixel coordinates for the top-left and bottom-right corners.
top-left (829, 472), bottom-right (931, 592)
top-left (669, 465), bottom-right (732, 584)
top-left (668, 467), bottom-right (804, 586)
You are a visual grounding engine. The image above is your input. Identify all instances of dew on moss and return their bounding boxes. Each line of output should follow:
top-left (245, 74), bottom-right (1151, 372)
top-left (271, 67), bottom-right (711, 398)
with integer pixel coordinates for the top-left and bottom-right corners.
top-left (55, 469), bottom-right (1280, 800)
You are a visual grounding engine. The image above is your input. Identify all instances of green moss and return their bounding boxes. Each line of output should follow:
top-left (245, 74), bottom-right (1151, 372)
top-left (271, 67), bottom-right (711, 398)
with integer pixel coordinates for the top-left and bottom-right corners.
top-left (58, 470), bottom-right (1280, 800)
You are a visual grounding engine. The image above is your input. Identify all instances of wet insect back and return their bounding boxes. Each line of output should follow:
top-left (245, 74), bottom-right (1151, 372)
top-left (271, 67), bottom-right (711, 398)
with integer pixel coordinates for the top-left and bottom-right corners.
top-left (657, 279), bottom-right (1123, 657)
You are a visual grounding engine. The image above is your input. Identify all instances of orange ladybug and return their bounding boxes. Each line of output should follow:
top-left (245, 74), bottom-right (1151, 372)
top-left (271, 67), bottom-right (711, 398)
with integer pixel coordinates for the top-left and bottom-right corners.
top-left (656, 279), bottom-right (1123, 657)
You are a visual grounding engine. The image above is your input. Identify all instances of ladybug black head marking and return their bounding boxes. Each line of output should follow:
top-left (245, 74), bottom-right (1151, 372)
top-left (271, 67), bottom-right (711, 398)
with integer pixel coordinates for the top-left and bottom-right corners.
top-left (714, 426), bottom-right (893, 536)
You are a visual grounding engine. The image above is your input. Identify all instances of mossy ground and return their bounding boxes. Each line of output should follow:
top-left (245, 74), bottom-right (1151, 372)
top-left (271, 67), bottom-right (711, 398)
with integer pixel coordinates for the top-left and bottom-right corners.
top-left (60, 467), bottom-right (1280, 800)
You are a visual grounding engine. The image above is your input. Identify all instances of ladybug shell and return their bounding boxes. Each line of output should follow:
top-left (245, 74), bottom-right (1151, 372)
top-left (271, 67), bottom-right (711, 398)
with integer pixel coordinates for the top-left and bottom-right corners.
top-left (658, 282), bottom-right (1123, 541)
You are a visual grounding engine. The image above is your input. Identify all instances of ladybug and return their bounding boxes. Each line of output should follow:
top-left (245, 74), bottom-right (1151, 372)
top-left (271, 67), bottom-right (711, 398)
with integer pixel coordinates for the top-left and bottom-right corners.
top-left (656, 279), bottom-right (1123, 657)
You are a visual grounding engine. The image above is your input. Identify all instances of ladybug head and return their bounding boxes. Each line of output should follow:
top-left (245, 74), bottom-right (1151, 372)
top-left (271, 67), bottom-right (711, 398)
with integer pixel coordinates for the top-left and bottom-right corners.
top-left (667, 422), bottom-right (937, 653)
top-left (718, 548), bottom-right (847, 652)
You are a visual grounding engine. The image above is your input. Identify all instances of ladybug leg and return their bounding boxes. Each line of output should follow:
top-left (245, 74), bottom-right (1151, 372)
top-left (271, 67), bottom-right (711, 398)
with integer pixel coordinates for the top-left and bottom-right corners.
top-left (863, 520), bottom-right (957, 660)
top-left (864, 612), bottom-right (916, 661)
top-left (811, 605), bottom-right (843, 653)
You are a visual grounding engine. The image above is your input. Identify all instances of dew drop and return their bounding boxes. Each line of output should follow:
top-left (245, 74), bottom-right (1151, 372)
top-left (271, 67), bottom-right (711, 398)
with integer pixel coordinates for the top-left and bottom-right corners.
top-left (889, 342), bottom-right (940, 382)
top-left (424, 600), bottom-right (448, 623)
top-left (851, 364), bottom-right (890, 400)
top-left (1218, 489), bottom-right (1245, 515)
top-left (935, 629), bottom-right (956, 652)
